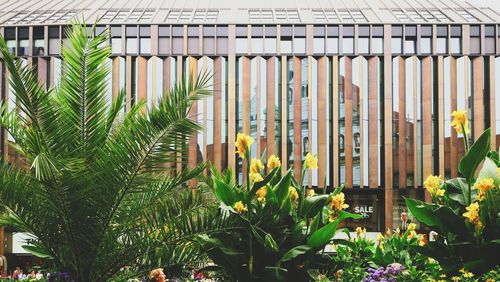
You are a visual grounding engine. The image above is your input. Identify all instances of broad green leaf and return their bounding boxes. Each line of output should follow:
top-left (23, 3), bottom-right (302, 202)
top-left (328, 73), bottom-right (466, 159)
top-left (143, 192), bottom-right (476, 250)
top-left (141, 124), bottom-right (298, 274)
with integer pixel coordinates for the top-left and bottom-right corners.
top-left (307, 210), bottom-right (360, 248)
top-left (477, 157), bottom-right (500, 187)
top-left (22, 243), bottom-right (53, 259)
top-left (264, 266), bottom-right (288, 281)
top-left (213, 177), bottom-right (235, 206)
top-left (264, 233), bottom-right (279, 252)
top-left (281, 245), bottom-right (312, 262)
top-left (404, 197), bottom-right (441, 228)
top-left (273, 168), bottom-right (293, 204)
top-left (458, 129), bottom-right (490, 183)
top-left (300, 194), bottom-right (330, 218)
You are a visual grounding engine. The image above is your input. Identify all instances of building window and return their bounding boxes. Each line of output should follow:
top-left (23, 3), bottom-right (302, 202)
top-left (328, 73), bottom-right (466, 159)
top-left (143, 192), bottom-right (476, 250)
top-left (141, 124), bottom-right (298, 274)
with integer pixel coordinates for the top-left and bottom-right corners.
top-left (251, 25), bottom-right (263, 54)
top-left (235, 25), bottom-right (248, 54)
top-left (139, 26), bottom-right (151, 54)
top-left (280, 25), bottom-right (292, 54)
top-left (126, 26), bottom-right (138, 54)
top-left (203, 26), bottom-right (215, 54)
top-left (313, 26), bottom-right (325, 54)
top-left (18, 27), bottom-right (29, 56)
top-left (158, 26), bottom-right (170, 55)
top-left (264, 25), bottom-right (277, 54)
top-left (216, 25), bottom-right (228, 55)
top-left (371, 26), bottom-right (383, 54)
top-left (187, 26), bottom-right (199, 54)
top-left (326, 26), bottom-right (339, 54)
top-left (485, 25), bottom-right (495, 54)
top-left (358, 26), bottom-right (369, 54)
top-left (404, 26), bottom-right (416, 54)
top-left (470, 25), bottom-right (480, 54)
top-left (391, 26), bottom-right (402, 54)
top-left (293, 25), bottom-right (306, 54)
top-left (436, 26), bottom-right (448, 54)
top-left (111, 26), bottom-right (122, 54)
top-left (421, 26), bottom-right (432, 54)
top-left (5, 28), bottom-right (16, 55)
top-left (450, 26), bottom-right (461, 54)
top-left (48, 26), bottom-right (60, 55)
top-left (342, 26), bottom-right (354, 54)
top-left (33, 26), bottom-right (45, 56)
top-left (172, 26), bottom-right (184, 55)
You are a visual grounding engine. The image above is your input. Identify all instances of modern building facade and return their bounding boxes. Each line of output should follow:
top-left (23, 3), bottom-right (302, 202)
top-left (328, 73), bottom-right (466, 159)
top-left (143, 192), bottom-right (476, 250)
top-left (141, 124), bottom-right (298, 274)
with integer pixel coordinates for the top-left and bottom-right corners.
top-left (0, 0), bottom-right (500, 240)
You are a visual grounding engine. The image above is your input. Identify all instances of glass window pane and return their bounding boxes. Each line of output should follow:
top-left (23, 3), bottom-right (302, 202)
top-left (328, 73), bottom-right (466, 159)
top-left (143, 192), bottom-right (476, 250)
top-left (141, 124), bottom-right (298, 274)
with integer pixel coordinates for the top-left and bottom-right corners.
top-left (188, 38), bottom-right (199, 54)
top-left (251, 38), bottom-right (263, 53)
top-left (313, 38), bottom-right (325, 54)
top-left (280, 40), bottom-right (292, 54)
top-left (293, 38), bottom-right (305, 54)
top-left (326, 38), bottom-right (338, 54)
top-left (450, 38), bottom-right (461, 54)
top-left (359, 37), bottom-right (369, 53)
top-left (404, 40), bottom-right (415, 54)
top-left (158, 38), bottom-right (170, 54)
top-left (217, 37), bottom-right (228, 54)
top-left (470, 38), bottom-right (480, 54)
top-left (236, 38), bottom-right (248, 54)
top-left (126, 38), bottom-right (138, 54)
top-left (392, 38), bottom-right (402, 54)
top-left (437, 38), bottom-right (447, 54)
top-left (49, 38), bottom-right (60, 54)
top-left (264, 38), bottom-right (276, 53)
top-left (371, 37), bottom-right (383, 54)
top-left (172, 37), bottom-right (183, 54)
top-left (140, 38), bottom-right (151, 54)
top-left (343, 38), bottom-right (354, 54)
top-left (203, 38), bottom-right (215, 54)
top-left (485, 38), bottom-right (495, 54)
top-left (421, 38), bottom-right (431, 54)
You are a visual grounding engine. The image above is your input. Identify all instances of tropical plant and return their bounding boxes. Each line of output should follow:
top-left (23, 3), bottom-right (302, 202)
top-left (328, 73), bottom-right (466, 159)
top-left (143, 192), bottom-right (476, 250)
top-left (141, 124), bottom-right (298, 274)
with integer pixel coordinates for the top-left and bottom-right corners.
top-left (197, 133), bottom-right (361, 281)
top-left (0, 22), bottom-right (218, 281)
top-left (405, 110), bottom-right (500, 275)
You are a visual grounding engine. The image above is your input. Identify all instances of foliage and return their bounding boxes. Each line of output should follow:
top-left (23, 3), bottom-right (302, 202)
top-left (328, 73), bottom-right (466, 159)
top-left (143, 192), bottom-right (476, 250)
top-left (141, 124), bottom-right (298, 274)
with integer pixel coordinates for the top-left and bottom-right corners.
top-left (197, 135), bottom-right (361, 281)
top-left (0, 22), bottom-right (220, 282)
top-left (405, 121), bottom-right (500, 275)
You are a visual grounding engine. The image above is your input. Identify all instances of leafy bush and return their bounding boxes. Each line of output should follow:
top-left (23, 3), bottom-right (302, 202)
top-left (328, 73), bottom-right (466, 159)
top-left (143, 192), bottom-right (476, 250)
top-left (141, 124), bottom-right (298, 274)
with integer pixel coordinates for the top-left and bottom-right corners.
top-left (197, 133), bottom-right (361, 281)
top-left (405, 111), bottom-right (500, 275)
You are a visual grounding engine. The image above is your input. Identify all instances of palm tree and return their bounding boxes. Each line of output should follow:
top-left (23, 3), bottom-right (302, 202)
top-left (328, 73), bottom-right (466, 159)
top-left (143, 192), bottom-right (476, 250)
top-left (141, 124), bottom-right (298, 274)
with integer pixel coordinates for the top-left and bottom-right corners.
top-left (0, 22), bottom-right (220, 281)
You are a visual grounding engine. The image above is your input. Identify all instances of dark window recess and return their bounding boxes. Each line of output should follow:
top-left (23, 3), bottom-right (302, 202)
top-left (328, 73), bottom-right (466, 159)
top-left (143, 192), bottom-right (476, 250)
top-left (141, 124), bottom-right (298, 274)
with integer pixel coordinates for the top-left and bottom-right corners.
top-left (33, 26), bottom-right (45, 56)
top-left (18, 27), bottom-right (29, 56)
top-left (470, 25), bottom-right (480, 54)
top-left (111, 26), bottom-right (122, 38)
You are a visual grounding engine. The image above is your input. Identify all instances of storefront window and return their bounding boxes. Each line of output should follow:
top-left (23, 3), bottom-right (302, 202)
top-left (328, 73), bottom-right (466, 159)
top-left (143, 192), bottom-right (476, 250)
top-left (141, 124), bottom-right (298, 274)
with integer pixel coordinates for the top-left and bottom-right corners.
top-left (342, 26), bottom-right (354, 54)
top-left (391, 26), bottom-right (402, 54)
top-left (436, 26), bottom-right (448, 54)
top-left (450, 26), bottom-right (461, 54)
top-left (158, 26), bottom-right (170, 55)
top-left (235, 26), bottom-right (248, 54)
top-left (404, 26), bottom-right (416, 54)
top-left (421, 26), bottom-right (432, 54)
top-left (470, 25), bottom-right (480, 54)
top-left (280, 25), bottom-right (292, 54)
top-left (326, 26), bottom-right (339, 54)
top-left (313, 26), bottom-right (325, 54)
top-left (33, 26), bottom-right (45, 56)
top-left (358, 26), bottom-right (369, 54)
top-left (111, 26), bottom-right (122, 55)
top-left (371, 26), bottom-right (383, 54)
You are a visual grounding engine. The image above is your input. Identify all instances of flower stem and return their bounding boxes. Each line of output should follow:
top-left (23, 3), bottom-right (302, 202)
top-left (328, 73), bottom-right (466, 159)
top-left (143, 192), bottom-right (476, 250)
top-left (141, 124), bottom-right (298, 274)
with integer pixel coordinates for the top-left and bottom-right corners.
top-left (461, 124), bottom-right (469, 152)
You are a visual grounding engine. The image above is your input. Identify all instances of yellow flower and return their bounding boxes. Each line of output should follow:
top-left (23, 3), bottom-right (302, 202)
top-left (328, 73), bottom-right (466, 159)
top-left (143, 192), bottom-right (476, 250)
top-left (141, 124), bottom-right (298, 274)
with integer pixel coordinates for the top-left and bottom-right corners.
top-left (408, 223), bottom-right (416, 231)
top-left (289, 186), bottom-right (299, 202)
top-left (486, 278), bottom-right (495, 282)
top-left (407, 230), bottom-right (417, 239)
top-left (329, 192), bottom-right (349, 211)
top-left (236, 133), bottom-right (254, 158)
top-left (497, 167), bottom-right (500, 177)
top-left (474, 178), bottom-right (495, 201)
top-left (306, 189), bottom-right (316, 197)
top-left (474, 220), bottom-right (483, 232)
top-left (424, 175), bottom-right (444, 197)
top-left (377, 233), bottom-right (384, 242)
top-left (459, 268), bottom-right (466, 274)
top-left (267, 154), bottom-right (281, 171)
top-left (463, 272), bottom-right (474, 278)
top-left (451, 276), bottom-right (460, 281)
top-left (234, 201), bottom-right (247, 213)
top-left (250, 172), bottom-right (264, 182)
top-left (395, 228), bottom-right (401, 235)
top-left (386, 228), bottom-right (392, 236)
top-left (256, 187), bottom-right (267, 202)
top-left (328, 213), bottom-right (337, 223)
top-left (418, 235), bottom-right (426, 246)
top-left (355, 227), bottom-right (366, 237)
top-left (439, 274), bottom-right (446, 278)
top-left (463, 202), bottom-right (480, 223)
top-left (250, 158), bottom-right (264, 174)
top-left (304, 153), bottom-right (318, 169)
top-left (451, 110), bottom-right (470, 134)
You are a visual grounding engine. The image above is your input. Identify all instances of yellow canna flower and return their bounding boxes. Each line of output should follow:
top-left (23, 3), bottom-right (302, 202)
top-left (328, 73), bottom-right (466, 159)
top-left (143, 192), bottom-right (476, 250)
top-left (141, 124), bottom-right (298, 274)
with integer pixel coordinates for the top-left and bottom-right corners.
top-left (407, 230), bottom-right (417, 239)
top-left (250, 158), bottom-right (264, 174)
top-left (486, 278), bottom-right (495, 282)
top-left (328, 213), bottom-right (337, 223)
top-left (450, 110), bottom-right (470, 134)
top-left (408, 223), bottom-right (416, 231)
top-left (424, 175), bottom-right (444, 197)
top-left (267, 154), bottom-right (281, 171)
top-left (463, 202), bottom-right (480, 223)
top-left (306, 189), bottom-right (316, 197)
top-left (289, 186), bottom-right (299, 202)
top-left (304, 153), bottom-right (318, 169)
top-left (236, 133), bottom-right (254, 159)
top-left (474, 178), bottom-right (495, 202)
top-left (451, 276), bottom-right (460, 281)
top-left (329, 192), bottom-right (349, 211)
top-left (395, 228), bottom-right (401, 235)
top-left (459, 268), bottom-right (466, 274)
top-left (256, 187), bottom-right (267, 202)
top-left (463, 272), bottom-right (474, 278)
top-left (355, 227), bottom-right (366, 237)
top-left (234, 201), bottom-right (248, 213)
top-left (250, 172), bottom-right (264, 182)
top-left (386, 228), bottom-right (392, 237)
top-left (418, 235), bottom-right (426, 246)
